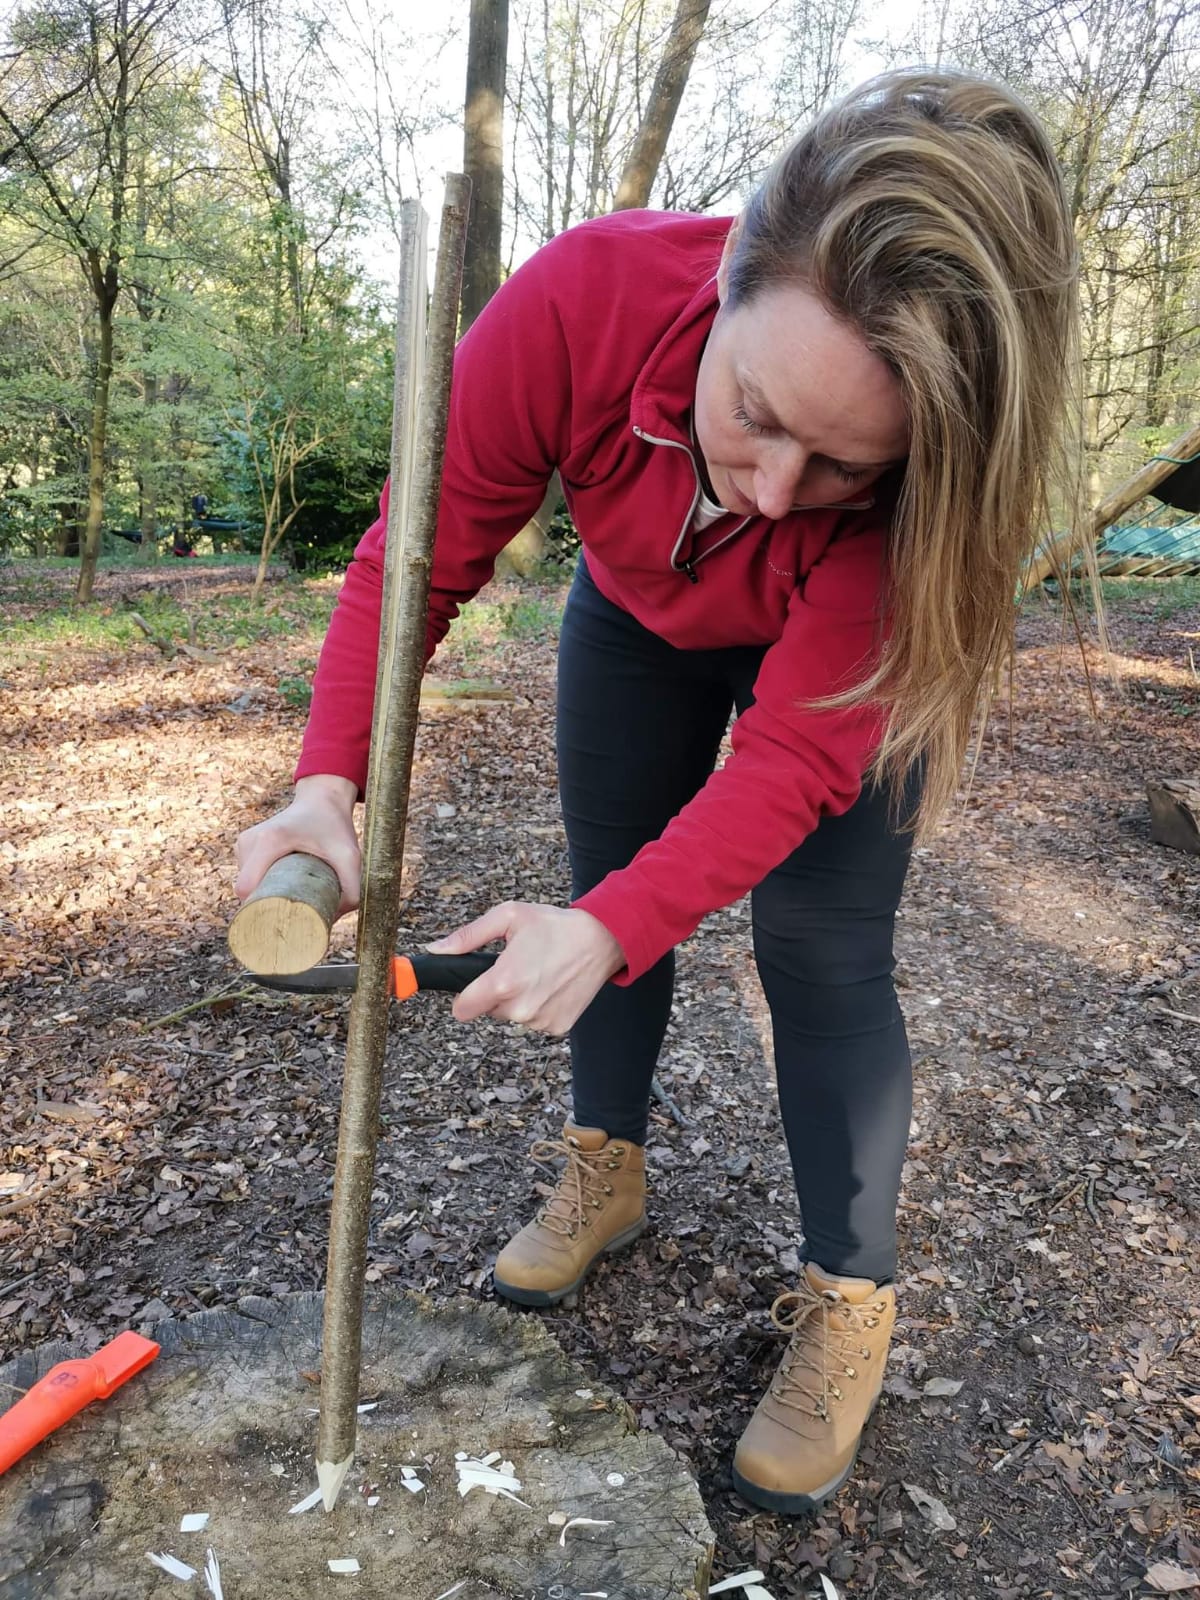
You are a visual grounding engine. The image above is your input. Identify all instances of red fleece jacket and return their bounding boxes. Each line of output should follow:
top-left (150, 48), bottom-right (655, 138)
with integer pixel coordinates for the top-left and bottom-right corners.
top-left (298, 211), bottom-right (896, 983)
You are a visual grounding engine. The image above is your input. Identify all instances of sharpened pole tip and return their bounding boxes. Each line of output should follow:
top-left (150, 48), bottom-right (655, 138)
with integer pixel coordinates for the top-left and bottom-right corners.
top-left (316, 1454), bottom-right (352, 1513)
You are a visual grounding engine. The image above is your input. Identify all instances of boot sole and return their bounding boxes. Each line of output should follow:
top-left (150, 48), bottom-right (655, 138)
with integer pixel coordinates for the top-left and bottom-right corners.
top-left (730, 1395), bottom-right (880, 1516)
top-left (492, 1216), bottom-right (647, 1307)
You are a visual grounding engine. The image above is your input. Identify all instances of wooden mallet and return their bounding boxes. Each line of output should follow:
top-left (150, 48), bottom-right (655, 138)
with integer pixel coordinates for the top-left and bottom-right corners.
top-left (228, 851), bottom-right (342, 975)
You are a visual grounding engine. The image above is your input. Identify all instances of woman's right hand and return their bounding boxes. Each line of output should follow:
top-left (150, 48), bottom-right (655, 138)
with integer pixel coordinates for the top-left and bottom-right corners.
top-left (234, 774), bottom-right (362, 916)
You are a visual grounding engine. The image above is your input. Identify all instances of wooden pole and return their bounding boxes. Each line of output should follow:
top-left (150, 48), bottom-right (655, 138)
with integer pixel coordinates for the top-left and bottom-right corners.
top-left (1025, 420), bottom-right (1200, 590)
top-left (315, 175), bottom-right (470, 1512)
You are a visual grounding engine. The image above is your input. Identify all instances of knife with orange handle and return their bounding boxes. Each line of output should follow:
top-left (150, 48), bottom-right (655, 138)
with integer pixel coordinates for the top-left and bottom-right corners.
top-left (248, 950), bottom-right (498, 999)
top-left (0, 1330), bottom-right (160, 1474)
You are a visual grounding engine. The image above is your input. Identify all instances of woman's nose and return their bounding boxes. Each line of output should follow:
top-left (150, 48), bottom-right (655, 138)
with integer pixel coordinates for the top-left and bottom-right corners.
top-left (753, 449), bottom-right (809, 519)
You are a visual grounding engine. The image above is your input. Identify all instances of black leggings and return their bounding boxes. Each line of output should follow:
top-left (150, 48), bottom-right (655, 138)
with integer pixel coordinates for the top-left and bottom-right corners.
top-left (556, 557), bottom-right (914, 1283)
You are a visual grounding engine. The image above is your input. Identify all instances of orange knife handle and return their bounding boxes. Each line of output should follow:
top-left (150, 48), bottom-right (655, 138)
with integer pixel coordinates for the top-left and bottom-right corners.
top-left (0, 1332), bottom-right (159, 1475)
top-left (390, 956), bottom-right (419, 1001)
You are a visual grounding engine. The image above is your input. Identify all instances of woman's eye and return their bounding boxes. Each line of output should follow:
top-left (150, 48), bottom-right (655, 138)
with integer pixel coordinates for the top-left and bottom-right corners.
top-left (731, 402), bottom-right (871, 486)
top-left (733, 404), bottom-right (769, 436)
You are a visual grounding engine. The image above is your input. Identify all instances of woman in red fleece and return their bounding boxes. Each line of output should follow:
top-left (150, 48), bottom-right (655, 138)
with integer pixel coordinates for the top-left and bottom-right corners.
top-left (237, 71), bottom-right (1078, 1512)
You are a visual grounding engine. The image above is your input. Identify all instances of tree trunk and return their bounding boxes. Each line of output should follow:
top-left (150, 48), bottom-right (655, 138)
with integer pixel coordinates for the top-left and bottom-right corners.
top-left (27, 450), bottom-right (46, 556)
top-left (138, 369), bottom-right (159, 562)
top-left (462, 0), bottom-right (509, 331)
top-left (77, 281), bottom-right (117, 603)
top-left (494, 475), bottom-right (560, 576)
top-left (0, 1290), bottom-right (715, 1599)
top-left (53, 448), bottom-right (81, 557)
top-left (612, 0), bottom-right (712, 210)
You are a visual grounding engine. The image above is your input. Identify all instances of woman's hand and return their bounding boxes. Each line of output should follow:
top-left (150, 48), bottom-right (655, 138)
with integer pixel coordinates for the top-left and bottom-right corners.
top-left (234, 774), bottom-right (362, 916)
top-left (428, 903), bottom-right (626, 1036)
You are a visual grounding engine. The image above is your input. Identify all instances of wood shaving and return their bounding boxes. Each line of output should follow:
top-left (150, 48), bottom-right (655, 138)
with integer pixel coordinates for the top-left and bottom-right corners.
top-left (147, 1551), bottom-right (196, 1581)
top-left (559, 1517), bottom-right (615, 1547)
top-left (203, 1548), bottom-right (224, 1600)
top-left (708, 1573), bottom-right (766, 1595)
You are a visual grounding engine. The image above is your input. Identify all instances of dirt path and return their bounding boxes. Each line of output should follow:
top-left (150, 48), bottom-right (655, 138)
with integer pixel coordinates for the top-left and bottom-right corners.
top-left (1, 561), bottom-right (1198, 1598)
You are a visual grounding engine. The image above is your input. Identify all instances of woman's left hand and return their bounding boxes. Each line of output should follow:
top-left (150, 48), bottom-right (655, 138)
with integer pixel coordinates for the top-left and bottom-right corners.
top-left (427, 903), bottom-right (626, 1036)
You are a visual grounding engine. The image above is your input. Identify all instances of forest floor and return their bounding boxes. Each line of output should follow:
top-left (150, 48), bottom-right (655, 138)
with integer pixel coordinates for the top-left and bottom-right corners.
top-left (1, 555), bottom-right (1198, 1600)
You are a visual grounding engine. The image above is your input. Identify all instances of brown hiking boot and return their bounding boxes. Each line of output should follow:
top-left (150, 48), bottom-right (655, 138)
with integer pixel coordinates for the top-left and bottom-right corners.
top-left (492, 1123), bottom-right (646, 1306)
top-left (732, 1263), bottom-right (896, 1513)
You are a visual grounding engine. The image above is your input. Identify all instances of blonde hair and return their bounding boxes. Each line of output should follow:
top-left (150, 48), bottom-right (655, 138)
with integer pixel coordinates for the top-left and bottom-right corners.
top-left (727, 70), bottom-right (1080, 831)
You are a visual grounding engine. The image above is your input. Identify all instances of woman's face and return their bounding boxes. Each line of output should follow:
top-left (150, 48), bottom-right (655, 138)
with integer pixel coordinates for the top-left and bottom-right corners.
top-left (693, 278), bottom-right (910, 520)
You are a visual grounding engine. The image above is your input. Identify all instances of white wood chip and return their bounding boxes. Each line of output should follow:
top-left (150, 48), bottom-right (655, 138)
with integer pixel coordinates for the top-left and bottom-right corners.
top-left (328, 1557), bottom-right (361, 1574)
top-left (203, 1548), bottom-right (224, 1600)
top-left (708, 1572), bottom-right (766, 1594)
top-left (456, 1468), bottom-right (519, 1493)
top-left (558, 1517), bottom-right (615, 1547)
top-left (432, 1584), bottom-right (468, 1600)
top-left (147, 1552), bottom-right (196, 1581)
top-left (455, 1463), bottom-right (522, 1496)
top-left (356, 1402), bottom-right (379, 1413)
top-left (288, 1486), bottom-right (324, 1515)
top-left (819, 1576), bottom-right (842, 1600)
top-left (180, 1513), bottom-right (209, 1533)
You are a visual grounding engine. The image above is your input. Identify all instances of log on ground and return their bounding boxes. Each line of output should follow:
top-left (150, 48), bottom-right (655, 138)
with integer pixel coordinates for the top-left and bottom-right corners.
top-left (0, 1289), bottom-right (714, 1600)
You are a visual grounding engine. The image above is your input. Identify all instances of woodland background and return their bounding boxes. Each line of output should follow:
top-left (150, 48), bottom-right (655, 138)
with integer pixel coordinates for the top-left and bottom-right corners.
top-left (2, 0), bottom-right (1199, 599)
top-left (3, 3), bottom-right (1200, 1594)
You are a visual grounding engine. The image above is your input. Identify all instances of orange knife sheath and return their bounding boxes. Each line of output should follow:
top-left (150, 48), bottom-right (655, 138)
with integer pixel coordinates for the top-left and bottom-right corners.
top-left (0, 1330), bottom-right (160, 1474)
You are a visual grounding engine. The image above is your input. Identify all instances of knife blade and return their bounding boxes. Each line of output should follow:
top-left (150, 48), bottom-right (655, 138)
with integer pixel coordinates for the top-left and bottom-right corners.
top-left (250, 951), bottom-right (498, 999)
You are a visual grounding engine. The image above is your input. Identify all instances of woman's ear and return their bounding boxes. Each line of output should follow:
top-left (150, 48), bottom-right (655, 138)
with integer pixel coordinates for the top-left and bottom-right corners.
top-left (715, 214), bottom-right (743, 304)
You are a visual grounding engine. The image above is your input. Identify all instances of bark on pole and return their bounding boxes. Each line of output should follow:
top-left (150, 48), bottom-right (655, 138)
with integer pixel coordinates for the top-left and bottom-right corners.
top-left (1025, 419), bottom-right (1200, 589)
top-left (316, 175), bottom-right (470, 1513)
top-left (612, 0), bottom-right (713, 212)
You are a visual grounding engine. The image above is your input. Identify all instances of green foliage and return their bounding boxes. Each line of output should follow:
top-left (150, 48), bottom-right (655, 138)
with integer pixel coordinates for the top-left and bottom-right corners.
top-left (446, 587), bottom-right (567, 667)
top-left (0, 566), bottom-right (337, 661)
top-left (278, 668), bottom-right (316, 709)
top-left (503, 592), bottom-right (566, 638)
top-left (0, 0), bottom-right (392, 584)
top-left (542, 501), bottom-right (581, 572)
top-left (1099, 575), bottom-right (1200, 621)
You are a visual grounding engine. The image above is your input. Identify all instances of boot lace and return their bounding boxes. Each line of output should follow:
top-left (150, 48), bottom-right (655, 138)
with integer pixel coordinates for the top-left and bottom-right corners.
top-left (766, 1278), bottom-right (887, 1422)
top-left (528, 1137), bottom-right (623, 1238)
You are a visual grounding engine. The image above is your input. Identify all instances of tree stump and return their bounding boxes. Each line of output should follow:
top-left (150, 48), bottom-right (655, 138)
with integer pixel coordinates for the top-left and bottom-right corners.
top-left (0, 1291), bottom-right (714, 1600)
top-left (1148, 779), bottom-right (1200, 855)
